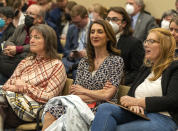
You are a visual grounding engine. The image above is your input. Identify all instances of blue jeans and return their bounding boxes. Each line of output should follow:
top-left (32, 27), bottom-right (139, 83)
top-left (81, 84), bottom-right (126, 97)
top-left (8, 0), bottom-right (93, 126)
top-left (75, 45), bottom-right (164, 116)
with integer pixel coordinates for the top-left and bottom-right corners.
top-left (91, 103), bottom-right (178, 131)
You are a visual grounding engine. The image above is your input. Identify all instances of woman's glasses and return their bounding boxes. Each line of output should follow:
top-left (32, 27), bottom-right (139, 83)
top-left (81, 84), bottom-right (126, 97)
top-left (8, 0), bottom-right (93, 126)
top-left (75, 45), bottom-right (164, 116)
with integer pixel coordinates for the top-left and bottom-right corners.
top-left (144, 39), bottom-right (160, 45)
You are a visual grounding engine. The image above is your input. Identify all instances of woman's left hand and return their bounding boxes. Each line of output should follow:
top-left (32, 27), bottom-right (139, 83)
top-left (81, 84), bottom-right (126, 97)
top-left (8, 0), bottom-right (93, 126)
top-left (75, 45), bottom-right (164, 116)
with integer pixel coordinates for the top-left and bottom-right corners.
top-left (120, 96), bottom-right (138, 107)
top-left (69, 84), bottom-right (88, 95)
top-left (129, 105), bottom-right (144, 115)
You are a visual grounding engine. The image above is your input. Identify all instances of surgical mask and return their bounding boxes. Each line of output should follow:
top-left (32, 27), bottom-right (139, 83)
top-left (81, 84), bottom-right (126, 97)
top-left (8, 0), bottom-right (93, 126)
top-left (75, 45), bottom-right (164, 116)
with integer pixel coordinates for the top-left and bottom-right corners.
top-left (109, 21), bottom-right (120, 34)
top-left (0, 18), bottom-right (5, 28)
top-left (161, 20), bottom-right (170, 30)
top-left (125, 4), bottom-right (134, 15)
top-left (25, 15), bottom-right (34, 28)
top-left (89, 13), bottom-right (94, 21)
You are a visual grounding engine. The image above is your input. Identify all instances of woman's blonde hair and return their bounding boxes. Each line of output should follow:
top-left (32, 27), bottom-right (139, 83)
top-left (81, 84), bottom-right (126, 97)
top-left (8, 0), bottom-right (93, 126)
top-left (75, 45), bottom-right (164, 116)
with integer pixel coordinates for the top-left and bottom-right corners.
top-left (144, 28), bottom-right (176, 81)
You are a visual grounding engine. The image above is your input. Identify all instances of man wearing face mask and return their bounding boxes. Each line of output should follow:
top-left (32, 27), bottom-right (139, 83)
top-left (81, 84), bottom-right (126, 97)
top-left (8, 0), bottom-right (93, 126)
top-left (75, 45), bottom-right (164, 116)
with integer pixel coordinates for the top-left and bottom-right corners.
top-left (125, 0), bottom-right (158, 42)
top-left (161, 9), bottom-right (177, 30)
top-left (107, 7), bottom-right (144, 85)
top-left (0, 6), bottom-right (15, 50)
top-left (0, 4), bottom-right (45, 84)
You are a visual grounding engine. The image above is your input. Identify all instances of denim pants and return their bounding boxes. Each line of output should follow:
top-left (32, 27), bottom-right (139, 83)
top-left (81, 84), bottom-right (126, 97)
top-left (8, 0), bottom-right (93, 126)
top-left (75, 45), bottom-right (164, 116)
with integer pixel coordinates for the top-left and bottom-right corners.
top-left (91, 103), bottom-right (178, 131)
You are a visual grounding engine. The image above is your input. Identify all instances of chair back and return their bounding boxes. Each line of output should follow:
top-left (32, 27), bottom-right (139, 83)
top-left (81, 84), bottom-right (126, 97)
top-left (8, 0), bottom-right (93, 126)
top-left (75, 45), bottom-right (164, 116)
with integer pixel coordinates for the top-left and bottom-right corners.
top-left (61, 78), bottom-right (73, 95)
top-left (117, 85), bottom-right (130, 104)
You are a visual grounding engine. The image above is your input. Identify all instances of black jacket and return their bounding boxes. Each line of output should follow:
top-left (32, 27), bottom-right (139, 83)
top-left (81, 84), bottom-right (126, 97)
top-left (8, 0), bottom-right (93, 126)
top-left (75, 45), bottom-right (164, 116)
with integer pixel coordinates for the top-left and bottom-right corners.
top-left (128, 61), bottom-right (178, 125)
top-left (0, 23), bottom-right (15, 51)
top-left (117, 35), bottom-right (144, 85)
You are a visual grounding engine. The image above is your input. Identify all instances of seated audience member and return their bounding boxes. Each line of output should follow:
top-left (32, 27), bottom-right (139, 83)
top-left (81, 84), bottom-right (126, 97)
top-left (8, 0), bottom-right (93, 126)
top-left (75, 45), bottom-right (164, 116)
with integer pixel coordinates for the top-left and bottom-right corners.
top-left (0, 4), bottom-right (45, 84)
top-left (12, 0), bottom-right (25, 27)
top-left (0, 6), bottom-right (15, 49)
top-left (176, 0), bottom-right (178, 13)
top-left (89, 3), bottom-right (107, 21)
top-left (170, 15), bottom-right (178, 56)
top-left (0, 0), bottom-right (6, 7)
top-left (60, 0), bottom-right (77, 40)
top-left (125, 0), bottom-right (158, 42)
top-left (42, 20), bottom-right (124, 131)
top-left (91, 28), bottom-right (178, 131)
top-left (107, 7), bottom-right (144, 85)
top-left (44, 0), bottom-right (68, 53)
top-left (62, 5), bottom-right (90, 79)
top-left (161, 9), bottom-right (177, 29)
top-left (0, 24), bottom-right (66, 130)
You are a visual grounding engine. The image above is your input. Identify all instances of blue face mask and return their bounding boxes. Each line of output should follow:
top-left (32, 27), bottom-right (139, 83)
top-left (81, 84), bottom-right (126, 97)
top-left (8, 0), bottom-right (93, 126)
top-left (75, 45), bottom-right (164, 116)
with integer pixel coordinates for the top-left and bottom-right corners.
top-left (0, 18), bottom-right (5, 28)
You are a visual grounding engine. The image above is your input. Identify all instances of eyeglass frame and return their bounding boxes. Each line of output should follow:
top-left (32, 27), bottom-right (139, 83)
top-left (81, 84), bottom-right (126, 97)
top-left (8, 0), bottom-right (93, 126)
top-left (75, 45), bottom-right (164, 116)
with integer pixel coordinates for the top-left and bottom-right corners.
top-left (144, 39), bottom-right (160, 45)
top-left (105, 17), bottom-right (123, 23)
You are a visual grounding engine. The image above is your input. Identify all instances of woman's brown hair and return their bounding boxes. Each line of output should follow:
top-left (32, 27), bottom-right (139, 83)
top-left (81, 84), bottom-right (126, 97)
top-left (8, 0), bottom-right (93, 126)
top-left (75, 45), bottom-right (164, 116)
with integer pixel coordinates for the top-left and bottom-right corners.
top-left (29, 24), bottom-right (60, 60)
top-left (87, 19), bottom-right (121, 72)
top-left (144, 28), bottom-right (176, 81)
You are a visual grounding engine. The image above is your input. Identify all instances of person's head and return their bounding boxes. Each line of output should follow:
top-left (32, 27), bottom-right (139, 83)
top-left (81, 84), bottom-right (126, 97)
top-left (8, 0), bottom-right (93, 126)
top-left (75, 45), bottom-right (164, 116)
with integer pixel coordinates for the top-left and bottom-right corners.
top-left (64, 1), bottom-right (77, 21)
top-left (87, 19), bottom-right (121, 71)
top-left (0, 0), bottom-right (6, 7)
top-left (107, 6), bottom-right (133, 35)
top-left (90, 3), bottom-right (107, 21)
top-left (25, 4), bottom-right (45, 28)
top-left (144, 28), bottom-right (176, 81)
top-left (29, 24), bottom-right (59, 59)
top-left (0, 6), bottom-right (14, 29)
top-left (13, 0), bottom-right (23, 17)
top-left (175, 0), bottom-right (178, 11)
top-left (161, 9), bottom-right (177, 29)
top-left (170, 16), bottom-right (178, 43)
top-left (125, 0), bottom-right (145, 16)
top-left (56, 0), bottom-right (68, 10)
top-left (70, 5), bottom-right (89, 29)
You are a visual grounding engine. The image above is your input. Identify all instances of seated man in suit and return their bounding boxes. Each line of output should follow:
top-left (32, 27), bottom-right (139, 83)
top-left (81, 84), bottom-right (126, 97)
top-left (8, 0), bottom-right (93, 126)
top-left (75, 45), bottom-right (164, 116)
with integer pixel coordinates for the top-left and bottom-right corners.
top-left (107, 6), bottom-right (144, 85)
top-left (125, 0), bottom-right (158, 42)
top-left (0, 4), bottom-right (45, 84)
top-left (62, 4), bottom-right (91, 79)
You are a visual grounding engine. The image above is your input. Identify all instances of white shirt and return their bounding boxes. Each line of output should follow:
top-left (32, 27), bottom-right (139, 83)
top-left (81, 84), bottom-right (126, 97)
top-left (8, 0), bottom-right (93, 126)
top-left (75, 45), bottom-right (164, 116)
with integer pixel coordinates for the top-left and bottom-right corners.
top-left (135, 72), bottom-right (170, 116)
top-left (76, 19), bottom-right (90, 51)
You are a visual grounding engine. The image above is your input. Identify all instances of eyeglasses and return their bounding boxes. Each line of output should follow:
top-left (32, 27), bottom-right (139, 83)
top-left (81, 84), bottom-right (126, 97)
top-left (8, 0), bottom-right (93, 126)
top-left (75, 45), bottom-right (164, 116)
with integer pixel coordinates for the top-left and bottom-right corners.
top-left (144, 39), bottom-right (160, 45)
top-left (30, 35), bottom-right (42, 40)
top-left (170, 27), bottom-right (178, 33)
top-left (106, 17), bottom-right (122, 22)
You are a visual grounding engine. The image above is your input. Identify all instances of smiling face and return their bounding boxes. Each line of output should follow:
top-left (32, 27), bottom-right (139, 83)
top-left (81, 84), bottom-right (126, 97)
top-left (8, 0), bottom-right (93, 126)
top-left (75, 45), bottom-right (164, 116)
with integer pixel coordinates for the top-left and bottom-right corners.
top-left (30, 29), bottom-right (45, 56)
top-left (144, 32), bottom-right (160, 63)
top-left (90, 23), bottom-right (108, 48)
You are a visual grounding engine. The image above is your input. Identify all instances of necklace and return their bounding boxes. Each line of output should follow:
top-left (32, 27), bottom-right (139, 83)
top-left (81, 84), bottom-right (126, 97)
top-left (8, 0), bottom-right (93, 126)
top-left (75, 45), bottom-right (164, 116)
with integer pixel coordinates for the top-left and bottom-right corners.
top-left (94, 55), bottom-right (109, 69)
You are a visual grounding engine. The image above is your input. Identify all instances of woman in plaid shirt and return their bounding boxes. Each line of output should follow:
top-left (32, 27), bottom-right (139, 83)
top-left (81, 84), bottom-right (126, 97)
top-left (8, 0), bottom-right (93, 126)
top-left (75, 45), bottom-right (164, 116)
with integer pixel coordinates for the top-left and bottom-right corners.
top-left (0, 24), bottom-right (67, 129)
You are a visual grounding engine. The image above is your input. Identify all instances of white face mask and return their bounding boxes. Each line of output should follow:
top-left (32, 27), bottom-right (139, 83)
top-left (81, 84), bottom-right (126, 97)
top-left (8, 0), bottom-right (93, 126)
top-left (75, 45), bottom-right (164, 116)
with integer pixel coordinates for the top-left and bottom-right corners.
top-left (125, 4), bottom-right (134, 15)
top-left (109, 21), bottom-right (120, 34)
top-left (89, 13), bottom-right (94, 21)
top-left (161, 20), bottom-right (170, 29)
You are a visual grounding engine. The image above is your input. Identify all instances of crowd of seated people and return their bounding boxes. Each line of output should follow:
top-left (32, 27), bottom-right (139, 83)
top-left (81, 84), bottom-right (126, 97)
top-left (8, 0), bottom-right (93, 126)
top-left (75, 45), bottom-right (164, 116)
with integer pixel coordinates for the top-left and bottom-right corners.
top-left (0, 0), bottom-right (177, 130)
